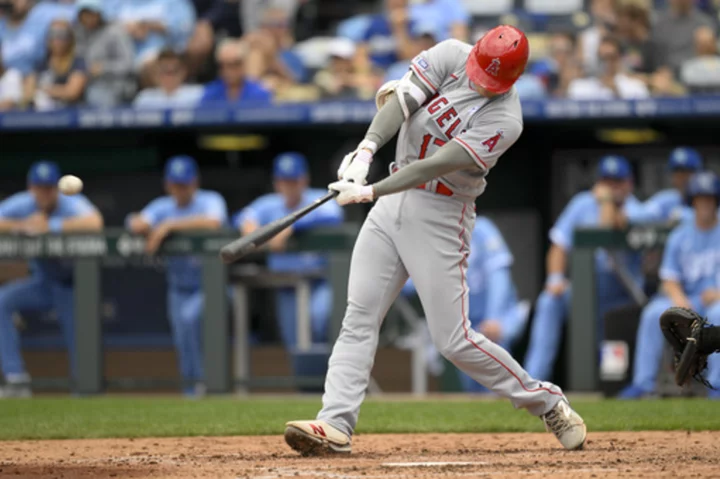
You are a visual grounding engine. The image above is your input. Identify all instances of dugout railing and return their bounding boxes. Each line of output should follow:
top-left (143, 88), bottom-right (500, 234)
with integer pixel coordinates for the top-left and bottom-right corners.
top-left (570, 224), bottom-right (672, 391)
top-left (0, 226), bottom-right (356, 394)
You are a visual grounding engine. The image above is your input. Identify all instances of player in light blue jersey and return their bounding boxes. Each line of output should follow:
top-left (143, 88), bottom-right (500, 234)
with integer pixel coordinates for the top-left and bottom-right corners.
top-left (127, 156), bottom-right (228, 397)
top-left (620, 171), bottom-right (720, 399)
top-left (402, 216), bottom-right (529, 393)
top-left (643, 147), bottom-right (703, 223)
top-left (233, 153), bottom-right (344, 356)
top-left (0, 161), bottom-right (103, 397)
top-left (524, 156), bottom-right (651, 381)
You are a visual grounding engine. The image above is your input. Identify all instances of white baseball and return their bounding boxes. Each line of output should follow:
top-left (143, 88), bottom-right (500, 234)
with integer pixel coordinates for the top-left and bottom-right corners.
top-left (58, 175), bottom-right (83, 195)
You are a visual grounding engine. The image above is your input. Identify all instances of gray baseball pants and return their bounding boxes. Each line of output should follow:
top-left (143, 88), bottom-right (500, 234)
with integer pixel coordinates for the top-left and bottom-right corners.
top-left (317, 189), bottom-right (565, 437)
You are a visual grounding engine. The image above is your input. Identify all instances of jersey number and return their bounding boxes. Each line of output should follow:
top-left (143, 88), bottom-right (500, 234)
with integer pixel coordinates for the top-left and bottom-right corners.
top-left (419, 134), bottom-right (446, 159)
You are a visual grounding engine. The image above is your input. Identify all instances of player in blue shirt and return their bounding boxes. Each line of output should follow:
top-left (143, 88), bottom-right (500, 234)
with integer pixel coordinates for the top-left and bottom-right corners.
top-left (233, 153), bottom-right (344, 352)
top-left (524, 156), bottom-right (650, 380)
top-left (0, 161), bottom-right (103, 397)
top-left (620, 171), bottom-right (720, 399)
top-left (402, 217), bottom-right (529, 393)
top-left (643, 147), bottom-right (703, 223)
top-left (127, 155), bottom-right (228, 397)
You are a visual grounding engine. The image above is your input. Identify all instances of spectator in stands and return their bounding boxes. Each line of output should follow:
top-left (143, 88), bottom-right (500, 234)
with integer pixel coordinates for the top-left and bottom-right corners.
top-left (187, 0), bottom-right (241, 78)
top-left (578, 0), bottom-right (618, 75)
top-left (244, 7), bottom-right (306, 88)
top-left (0, 0), bottom-right (74, 75)
top-left (567, 36), bottom-right (649, 100)
top-left (615, 1), bottom-right (653, 75)
top-left (233, 152), bottom-right (343, 376)
top-left (199, 40), bottom-right (271, 105)
top-left (126, 155), bottom-right (228, 398)
top-left (241, 0), bottom-right (299, 37)
top-left (524, 156), bottom-right (651, 381)
top-left (105, 0), bottom-right (195, 85)
top-left (530, 32), bottom-right (577, 97)
top-left (0, 41), bottom-right (22, 110)
top-left (642, 147), bottom-right (703, 223)
top-left (314, 37), bottom-right (361, 99)
top-left (619, 171), bottom-right (720, 399)
top-left (409, 0), bottom-right (468, 42)
top-left (0, 160), bottom-right (103, 398)
top-left (356, 0), bottom-right (410, 72)
top-left (514, 74), bottom-right (547, 100)
top-left (24, 19), bottom-right (87, 111)
top-left (651, 0), bottom-right (714, 74)
top-left (134, 48), bottom-right (202, 108)
top-left (382, 20), bottom-right (438, 82)
top-left (680, 26), bottom-right (720, 94)
top-left (74, 0), bottom-right (135, 108)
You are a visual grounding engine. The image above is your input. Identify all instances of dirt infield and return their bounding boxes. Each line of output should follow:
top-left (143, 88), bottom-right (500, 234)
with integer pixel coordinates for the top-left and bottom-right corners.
top-left (1, 431), bottom-right (717, 479)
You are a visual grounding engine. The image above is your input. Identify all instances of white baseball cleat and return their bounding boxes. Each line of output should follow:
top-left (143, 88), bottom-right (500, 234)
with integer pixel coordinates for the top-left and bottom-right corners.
top-left (284, 420), bottom-right (352, 456)
top-left (542, 400), bottom-right (587, 450)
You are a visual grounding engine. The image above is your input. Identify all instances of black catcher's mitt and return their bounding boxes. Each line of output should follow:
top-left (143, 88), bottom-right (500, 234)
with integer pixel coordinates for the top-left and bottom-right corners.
top-left (659, 307), bottom-right (720, 388)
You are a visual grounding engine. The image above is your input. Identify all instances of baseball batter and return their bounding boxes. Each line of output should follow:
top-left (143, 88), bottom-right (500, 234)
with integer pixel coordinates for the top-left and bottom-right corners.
top-left (284, 26), bottom-right (586, 455)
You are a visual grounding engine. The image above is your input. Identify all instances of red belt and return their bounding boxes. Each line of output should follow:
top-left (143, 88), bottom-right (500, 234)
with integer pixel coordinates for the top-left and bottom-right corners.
top-left (417, 182), bottom-right (454, 197)
top-left (390, 163), bottom-right (454, 197)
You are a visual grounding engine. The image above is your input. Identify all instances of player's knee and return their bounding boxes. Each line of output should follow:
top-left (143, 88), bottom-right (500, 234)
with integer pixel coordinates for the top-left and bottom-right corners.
top-left (536, 290), bottom-right (560, 312)
top-left (640, 302), bottom-right (665, 330)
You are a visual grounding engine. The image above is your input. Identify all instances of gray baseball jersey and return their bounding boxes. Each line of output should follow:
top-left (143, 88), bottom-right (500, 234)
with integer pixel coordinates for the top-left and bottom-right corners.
top-left (316, 39), bottom-right (564, 439)
top-left (395, 39), bottom-right (524, 199)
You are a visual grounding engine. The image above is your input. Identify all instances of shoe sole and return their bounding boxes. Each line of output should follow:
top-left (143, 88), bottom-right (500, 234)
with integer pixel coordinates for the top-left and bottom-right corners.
top-left (284, 426), bottom-right (352, 457)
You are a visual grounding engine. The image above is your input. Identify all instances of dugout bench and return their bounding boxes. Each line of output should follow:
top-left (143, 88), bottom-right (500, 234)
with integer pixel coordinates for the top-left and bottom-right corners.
top-left (569, 225), bottom-right (672, 392)
top-left (0, 226), bottom-right (357, 395)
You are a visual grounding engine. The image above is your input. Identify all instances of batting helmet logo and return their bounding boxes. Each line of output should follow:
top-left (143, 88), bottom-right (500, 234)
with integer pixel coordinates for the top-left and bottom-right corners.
top-left (466, 25), bottom-right (529, 94)
top-left (485, 58), bottom-right (501, 77)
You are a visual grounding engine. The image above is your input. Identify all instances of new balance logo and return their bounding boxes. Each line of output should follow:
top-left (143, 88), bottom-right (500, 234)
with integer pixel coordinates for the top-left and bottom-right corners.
top-left (310, 424), bottom-right (327, 437)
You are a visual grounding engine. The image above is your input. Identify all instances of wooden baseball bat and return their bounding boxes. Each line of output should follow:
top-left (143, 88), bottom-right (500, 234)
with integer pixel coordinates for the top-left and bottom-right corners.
top-left (219, 190), bottom-right (339, 264)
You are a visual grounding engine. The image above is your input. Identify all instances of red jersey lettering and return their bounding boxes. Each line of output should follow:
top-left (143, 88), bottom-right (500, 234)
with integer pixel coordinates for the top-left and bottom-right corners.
top-left (482, 132), bottom-right (502, 153)
top-left (428, 96), bottom-right (449, 114)
top-left (444, 119), bottom-right (461, 139)
top-left (436, 107), bottom-right (457, 128)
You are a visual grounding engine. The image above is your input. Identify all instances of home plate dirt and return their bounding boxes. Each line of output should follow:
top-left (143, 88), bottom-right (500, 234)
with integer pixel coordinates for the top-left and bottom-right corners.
top-left (1, 431), bottom-right (717, 478)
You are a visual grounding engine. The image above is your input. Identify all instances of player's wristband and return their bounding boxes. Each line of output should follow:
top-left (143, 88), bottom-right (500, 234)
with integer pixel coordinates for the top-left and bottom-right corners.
top-left (357, 139), bottom-right (378, 162)
top-left (546, 273), bottom-right (566, 287)
top-left (48, 217), bottom-right (64, 233)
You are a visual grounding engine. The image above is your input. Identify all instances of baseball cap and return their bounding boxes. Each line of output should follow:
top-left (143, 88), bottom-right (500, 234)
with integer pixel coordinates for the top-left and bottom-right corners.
top-left (411, 20), bottom-right (440, 39)
top-left (76, 0), bottom-right (103, 14)
top-left (28, 161), bottom-right (61, 186)
top-left (273, 152), bottom-right (308, 180)
top-left (164, 155), bottom-right (199, 184)
top-left (597, 155), bottom-right (631, 180)
top-left (328, 37), bottom-right (356, 60)
top-left (668, 147), bottom-right (703, 171)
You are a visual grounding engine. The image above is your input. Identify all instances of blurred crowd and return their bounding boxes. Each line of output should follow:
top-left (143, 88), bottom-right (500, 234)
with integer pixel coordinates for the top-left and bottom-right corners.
top-left (1, 0), bottom-right (720, 111)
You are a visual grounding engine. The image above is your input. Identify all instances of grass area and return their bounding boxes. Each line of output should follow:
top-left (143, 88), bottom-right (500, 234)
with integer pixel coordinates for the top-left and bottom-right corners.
top-left (1, 397), bottom-right (719, 440)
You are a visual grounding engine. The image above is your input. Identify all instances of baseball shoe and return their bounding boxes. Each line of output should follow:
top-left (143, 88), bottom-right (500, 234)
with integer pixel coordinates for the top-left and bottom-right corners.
top-left (284, 420), bottom-right (352, 456)
top-left (542, 400), bottom-right (587, 450)
top-left (617, 384), bottom-right (652, 399)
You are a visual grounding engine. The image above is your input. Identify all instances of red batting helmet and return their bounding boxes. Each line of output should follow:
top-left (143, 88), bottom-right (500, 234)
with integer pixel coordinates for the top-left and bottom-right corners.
top-left (466, 25), bottom-right (529, 94)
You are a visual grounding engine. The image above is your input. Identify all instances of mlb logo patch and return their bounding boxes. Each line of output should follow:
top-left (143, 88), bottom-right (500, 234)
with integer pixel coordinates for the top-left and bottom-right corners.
top-left (416, 57), bottom-right (429, 70)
